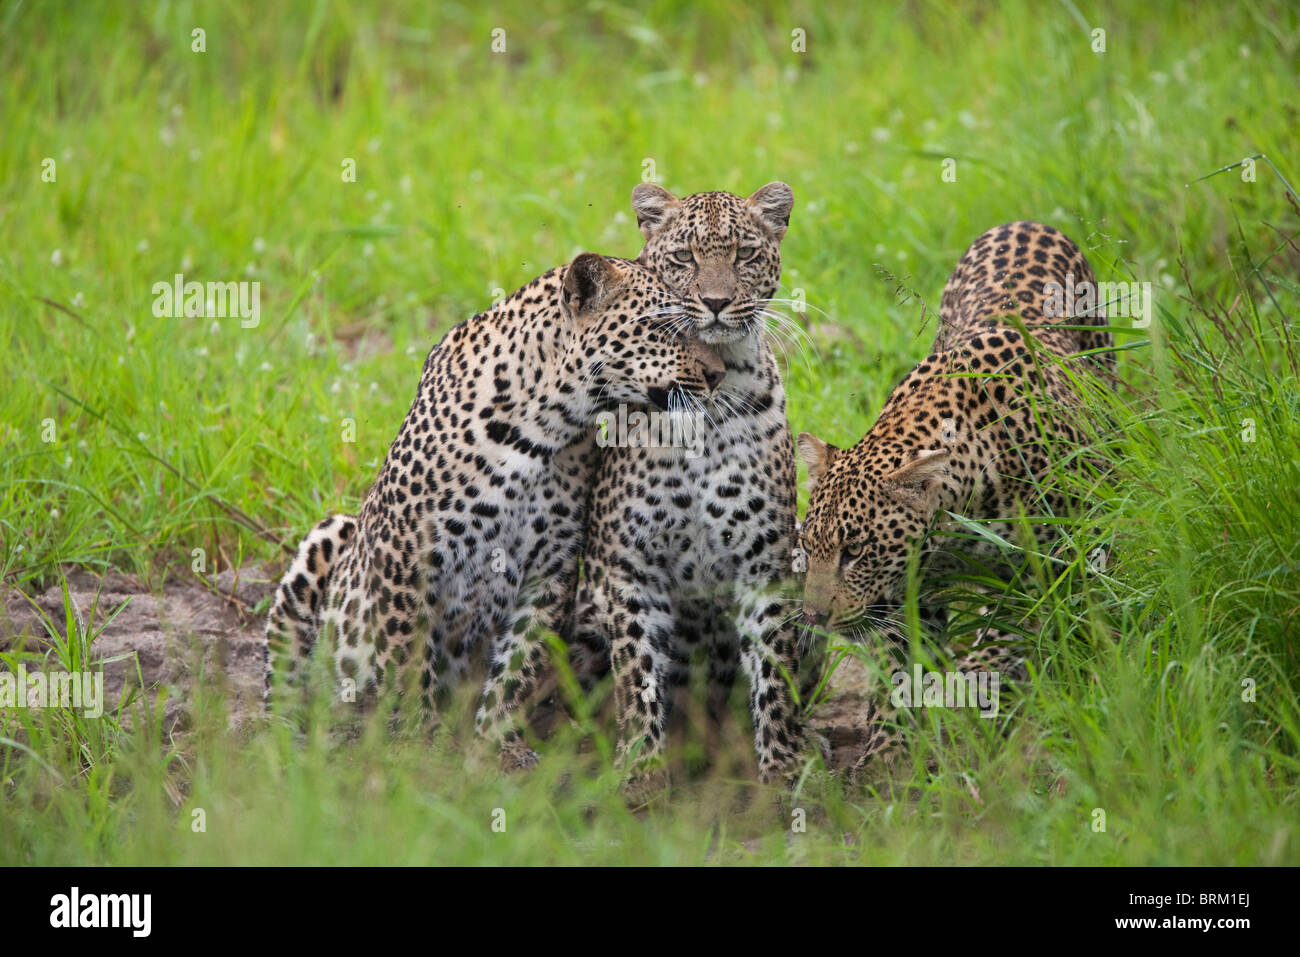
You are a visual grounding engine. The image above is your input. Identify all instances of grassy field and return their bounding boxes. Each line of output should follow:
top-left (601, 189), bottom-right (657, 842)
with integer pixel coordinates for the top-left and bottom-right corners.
top-left (2, 0), bottom-right (1298, 864)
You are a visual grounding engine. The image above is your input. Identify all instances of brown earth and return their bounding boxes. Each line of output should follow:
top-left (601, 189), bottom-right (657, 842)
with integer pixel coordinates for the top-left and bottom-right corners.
top-left (1, 566), bottom-right (276, 731)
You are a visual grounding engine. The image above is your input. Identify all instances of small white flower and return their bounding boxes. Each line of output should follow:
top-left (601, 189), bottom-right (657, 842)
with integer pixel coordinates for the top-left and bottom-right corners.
top-left (51, 249), bottom-right (63, 266)
top-left (71, 292), bottom-right (85, 308)
top-left (136, 239), bottom-right (149, 253)
top-left (260, 361), bottom-right (273, 372)
top-left (252, 237), bottom-right (266, 254)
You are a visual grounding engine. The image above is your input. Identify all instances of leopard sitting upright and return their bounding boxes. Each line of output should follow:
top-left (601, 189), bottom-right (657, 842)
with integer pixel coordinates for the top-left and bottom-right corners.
top-left (566, 183), bottom-right (818, 795)
top-left (796, 220), bottom-right (1113, 775)
top-left (264, 253), bottom-right (725, 768)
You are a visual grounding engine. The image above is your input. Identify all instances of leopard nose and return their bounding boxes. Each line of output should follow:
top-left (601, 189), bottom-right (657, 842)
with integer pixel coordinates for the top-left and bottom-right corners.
top-left (703, 367), bottom-right (725, 391)
top-left (701, 297), bottom-right (731, 317)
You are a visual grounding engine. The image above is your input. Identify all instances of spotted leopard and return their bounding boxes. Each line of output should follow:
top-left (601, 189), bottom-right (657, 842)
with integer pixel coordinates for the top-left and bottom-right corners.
top-left (797, 220), bottom-right (1113, 775)
top-left (567, 183), bottom-right (818, 796)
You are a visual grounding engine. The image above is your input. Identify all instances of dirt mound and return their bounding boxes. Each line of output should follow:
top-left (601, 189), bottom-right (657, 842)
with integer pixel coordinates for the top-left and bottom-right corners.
top-left (1, 566), bottom-right (277, 731)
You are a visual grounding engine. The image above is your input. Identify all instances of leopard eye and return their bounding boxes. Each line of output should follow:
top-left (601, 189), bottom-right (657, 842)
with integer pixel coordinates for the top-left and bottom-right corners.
top-left (736, 245), bottom-right (758, 261)
top-left (671, 249), bottom-right (694, 264)
top-left (842, 542), bottom-right (865, 561)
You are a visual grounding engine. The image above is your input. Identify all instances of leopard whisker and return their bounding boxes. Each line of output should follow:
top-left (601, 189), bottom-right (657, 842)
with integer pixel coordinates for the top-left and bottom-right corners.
top-left (713, 387), bottom-right (764, 418)
top-left (761, 296), bottom-right (831, 320)
top-left (758, 307), bottom-right (821, 368)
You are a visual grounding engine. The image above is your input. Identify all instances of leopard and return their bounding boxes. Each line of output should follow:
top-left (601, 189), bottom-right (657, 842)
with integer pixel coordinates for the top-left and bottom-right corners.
top-left (796, 220), bottom-right (1114, 777)
top-left (264, 252), bottom-right (726, 769)
top-left (565, 182), bottom-right (820, 797)
top-left (933, 220), bottom-right (1116, 374)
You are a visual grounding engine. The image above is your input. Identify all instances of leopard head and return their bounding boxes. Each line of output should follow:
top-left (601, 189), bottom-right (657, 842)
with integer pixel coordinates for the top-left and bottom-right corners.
top-left (631, 182), bottom-right (793, 346)
top-left (560, 252), bottom-right (725, 414)
top-left (796, 433), bottom-right (952, 635)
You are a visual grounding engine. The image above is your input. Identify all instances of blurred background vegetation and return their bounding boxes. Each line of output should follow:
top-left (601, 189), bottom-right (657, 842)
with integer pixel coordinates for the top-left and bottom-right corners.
top-left (1, 0), bottom-right (1297, 864)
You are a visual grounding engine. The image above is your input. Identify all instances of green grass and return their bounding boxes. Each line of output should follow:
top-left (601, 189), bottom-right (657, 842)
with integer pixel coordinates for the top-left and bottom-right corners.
top-left (2, 0), bottom-right (1298, 864)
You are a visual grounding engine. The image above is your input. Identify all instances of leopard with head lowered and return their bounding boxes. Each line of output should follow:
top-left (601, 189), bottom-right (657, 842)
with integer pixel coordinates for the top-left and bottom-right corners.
top-left (566, 183), bottom-right (820, 796)
top-left (797, 221), bottom-right (1113, 776)
top-left (264, 253), bottom-right (724, 768)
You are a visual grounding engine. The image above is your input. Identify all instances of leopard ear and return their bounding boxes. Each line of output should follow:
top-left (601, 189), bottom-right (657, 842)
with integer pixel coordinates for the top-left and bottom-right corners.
top-left (882, 448), bottom-right (950, 498)
top-left (745, 182), bottom-right (794, 240)
top-left (631, 183), bottom-right (681, 239)
top-left (562, 253), bottom-right (626, 321)
top-left (797, 432), bottom-right (840, 491)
